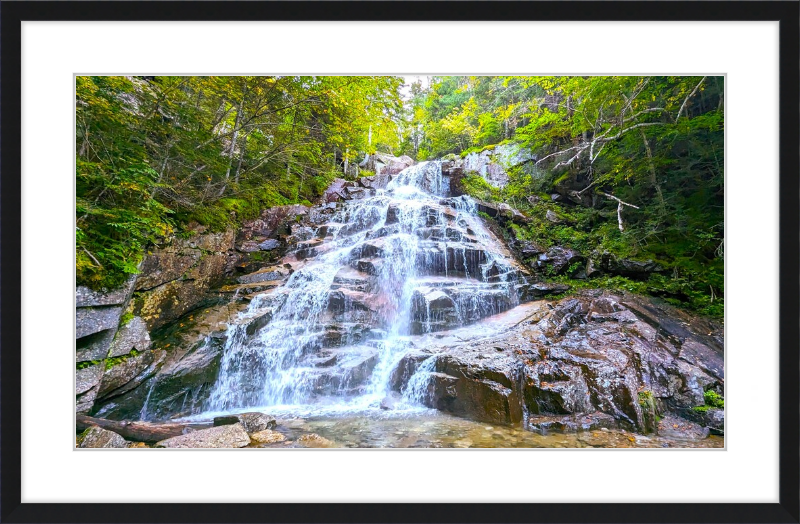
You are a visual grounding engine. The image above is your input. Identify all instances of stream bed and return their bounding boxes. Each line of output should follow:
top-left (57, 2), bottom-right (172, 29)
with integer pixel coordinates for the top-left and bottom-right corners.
top-left (179, 408), bottom-right (724, 449)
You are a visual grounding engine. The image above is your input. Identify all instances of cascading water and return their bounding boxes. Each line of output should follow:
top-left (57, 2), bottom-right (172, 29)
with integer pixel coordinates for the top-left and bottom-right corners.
top-left (205, 161), bottom-right (524, 416)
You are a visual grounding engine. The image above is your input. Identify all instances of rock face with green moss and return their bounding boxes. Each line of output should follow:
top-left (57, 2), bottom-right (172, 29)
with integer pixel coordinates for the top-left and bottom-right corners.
top-left (390, 291), bottom-right (723, 435)
top-left (442, 143), bottom-right (536, 190)
top-left (76, 160), bottom-right (723, 444)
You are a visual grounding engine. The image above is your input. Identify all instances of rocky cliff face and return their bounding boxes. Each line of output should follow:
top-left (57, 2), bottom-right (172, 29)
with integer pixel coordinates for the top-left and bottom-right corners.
top-left (77, 159), bottom-right (723, 441)
top-left (391, 291), bottom-right (723, 435)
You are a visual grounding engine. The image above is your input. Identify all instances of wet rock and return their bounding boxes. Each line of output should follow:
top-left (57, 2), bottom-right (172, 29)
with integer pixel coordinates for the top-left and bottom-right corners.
top-left (522, 282), bottom-right (570, 300)
top-left (364, 153), bottom-right (414, 177)
top-left (244, 310), bottom-right (273, 336)
top-left (108, 316), bottom-right (151, 357)
top-left (321, 179), bottom-right (348, 203)
top-left (237, 266), bottom-right (290, 284)
top-left (380, 394), bottom-right (399, 410)
top-left (426, 371), bottom-right (523, 426)
top-left (77, 427), bottom-right (127, 448)
top-left (657, 414), bottom-right (710, 440)
top-left (391, 292), bottom-right (723, 435)
top-left (683, 407), bottom-right (724, 435)
top-left (355, 258), bottom-right (383, 275)
top-left (296, 433), bottom-right (336, 448)
top-left (120, 337), bottom-right (224, 420)
top-left (327, 289), bottom-right (375, 313)
top-left (358, 172), bottom-right (391, 190)
top-left (258, 239), bottom-right (281, 251)
top-left (97, 349), bottom-right (166, 399)
top-left (249, 429), bottom-right (286, 444)
top-left (332, 267), bottom-right (373, 291)
top-left (237, 241), bottom-right (262, 253)
top-left (156, 423), bottom-right (250, 448)
top-left (523, 360), bottom-right (593, 415)
top-left (527, 412), bottom-right (618, 434)
top-left (213, 412), bottom-right (277, 433)
top-left (76, 306), bottom-right (123, 339)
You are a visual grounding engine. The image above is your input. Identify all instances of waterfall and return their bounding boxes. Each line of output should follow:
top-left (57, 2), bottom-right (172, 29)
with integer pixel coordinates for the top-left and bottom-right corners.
top-left (206, 161), bottom-right (522, 414)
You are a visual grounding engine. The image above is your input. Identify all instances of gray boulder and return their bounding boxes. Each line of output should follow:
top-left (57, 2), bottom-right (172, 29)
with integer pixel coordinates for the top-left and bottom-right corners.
top-left (76, 329), bottom-right (115, 363)
top-left (213, 412), bottom-right (277, 433)
top-left (78, 426), bottom-right (128, 448)
top-left (76, 276), bottom-right (136, 307)
top-left (76, 364), bottom-right (104, 395)
top-left (108, 316), bottom-right (151, 357)
top-left (76, 306), bottom-right (123, 339)
top-left (156, 423), bottom-right (250, 448)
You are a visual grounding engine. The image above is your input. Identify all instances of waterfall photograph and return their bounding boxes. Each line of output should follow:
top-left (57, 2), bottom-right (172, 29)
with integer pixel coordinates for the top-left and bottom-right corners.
top-left (76, 75), bottom-right (724, 448)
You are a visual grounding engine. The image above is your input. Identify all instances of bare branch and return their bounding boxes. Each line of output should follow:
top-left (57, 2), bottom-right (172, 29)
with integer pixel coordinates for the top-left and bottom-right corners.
top-left (600, 192), bottom-right (640, 232)
top-left (534, 145), bottom-right (583, 165)
top-left (676, 76), bottom-right (706, 123)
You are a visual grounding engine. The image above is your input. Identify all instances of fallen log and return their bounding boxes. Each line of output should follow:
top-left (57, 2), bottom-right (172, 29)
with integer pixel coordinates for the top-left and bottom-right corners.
top-left (76, 415), bottom-right (190, 443)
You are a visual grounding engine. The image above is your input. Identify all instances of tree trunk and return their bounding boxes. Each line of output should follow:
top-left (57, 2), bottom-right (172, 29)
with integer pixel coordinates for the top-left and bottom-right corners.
top-left (234, 134), bottom-right (247, 186)
top-left (640, 128), bottom-right (665, 211)
top-left (76, 414), bottom-right (190, 443)
top-left (224, 96), bottom-right (244, 182)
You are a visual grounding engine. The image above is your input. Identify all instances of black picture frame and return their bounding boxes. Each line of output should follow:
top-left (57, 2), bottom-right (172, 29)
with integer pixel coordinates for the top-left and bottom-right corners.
top-left (2, 1), bottom-right (798, 522)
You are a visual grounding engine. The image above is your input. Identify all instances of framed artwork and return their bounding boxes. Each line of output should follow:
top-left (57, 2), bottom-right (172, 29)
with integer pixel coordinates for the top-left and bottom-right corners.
top-left (1, 1), bottom-right (798, 522)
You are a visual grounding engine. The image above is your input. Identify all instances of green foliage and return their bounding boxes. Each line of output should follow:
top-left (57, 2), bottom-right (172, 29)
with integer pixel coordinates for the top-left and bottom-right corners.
top-left (638, 390), bottom-right (655, 407)
top-left (460, 175), bottom-right (500, 202)
top-left (105, 349), bottom-right (140, 370)
top-left (701, 390), bottom-right (724, 409)
top-left (77, 76), bottom-right (404, 289)
top-left (412, 76), bottom-right (724, 316)
top-left (119, 311), bottom-right (135, 326)
top-left (399, 77), bottom-right (543, 159)
top-left (77, 360), bottom-right (101, 370)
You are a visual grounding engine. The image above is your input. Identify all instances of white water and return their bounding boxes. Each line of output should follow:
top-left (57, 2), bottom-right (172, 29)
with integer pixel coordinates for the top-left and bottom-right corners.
top-left (204, 161), bottom-right (522, 416)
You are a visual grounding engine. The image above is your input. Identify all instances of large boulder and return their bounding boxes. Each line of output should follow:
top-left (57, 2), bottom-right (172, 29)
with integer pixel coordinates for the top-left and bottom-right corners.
top-left (77, 426), bottom-right (127, 448)
top-left (250, 429), bottom-right (287, 444)
top-left (586, 252), bottom-right (664, 280)
top-left (155, 423), bottom-right (251, 448)
top-left (295, 433), bottom-right (336, 448)
top-left (362, 152), bottom-right (413, 176)
top-left (97, 349), bottom-right (166, 400)
top-left (76, 275), bottom-right (136, 307)
top-left (107, 316), bottom-right (151, 357)
top-left (392, 292), bottom-right (723, 435)
top-left (132, 254), bottom-right (227, 330)
top-left (76, 329), bottom-right (116, 363)
top-left (213, 412), bottom-right (276, 433)
top-left (76, 364), bottom-right (105, 414)
top-left (447, 143), bottom-right (536, 189)
top-left (536, 247), bottom-right (584, 275)
top-left (135, 251), bottom-right (202, 291)
top-left (76, 307), bottom-right (123, 339)
top-left (239, 205), bottom-right (309, 240)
